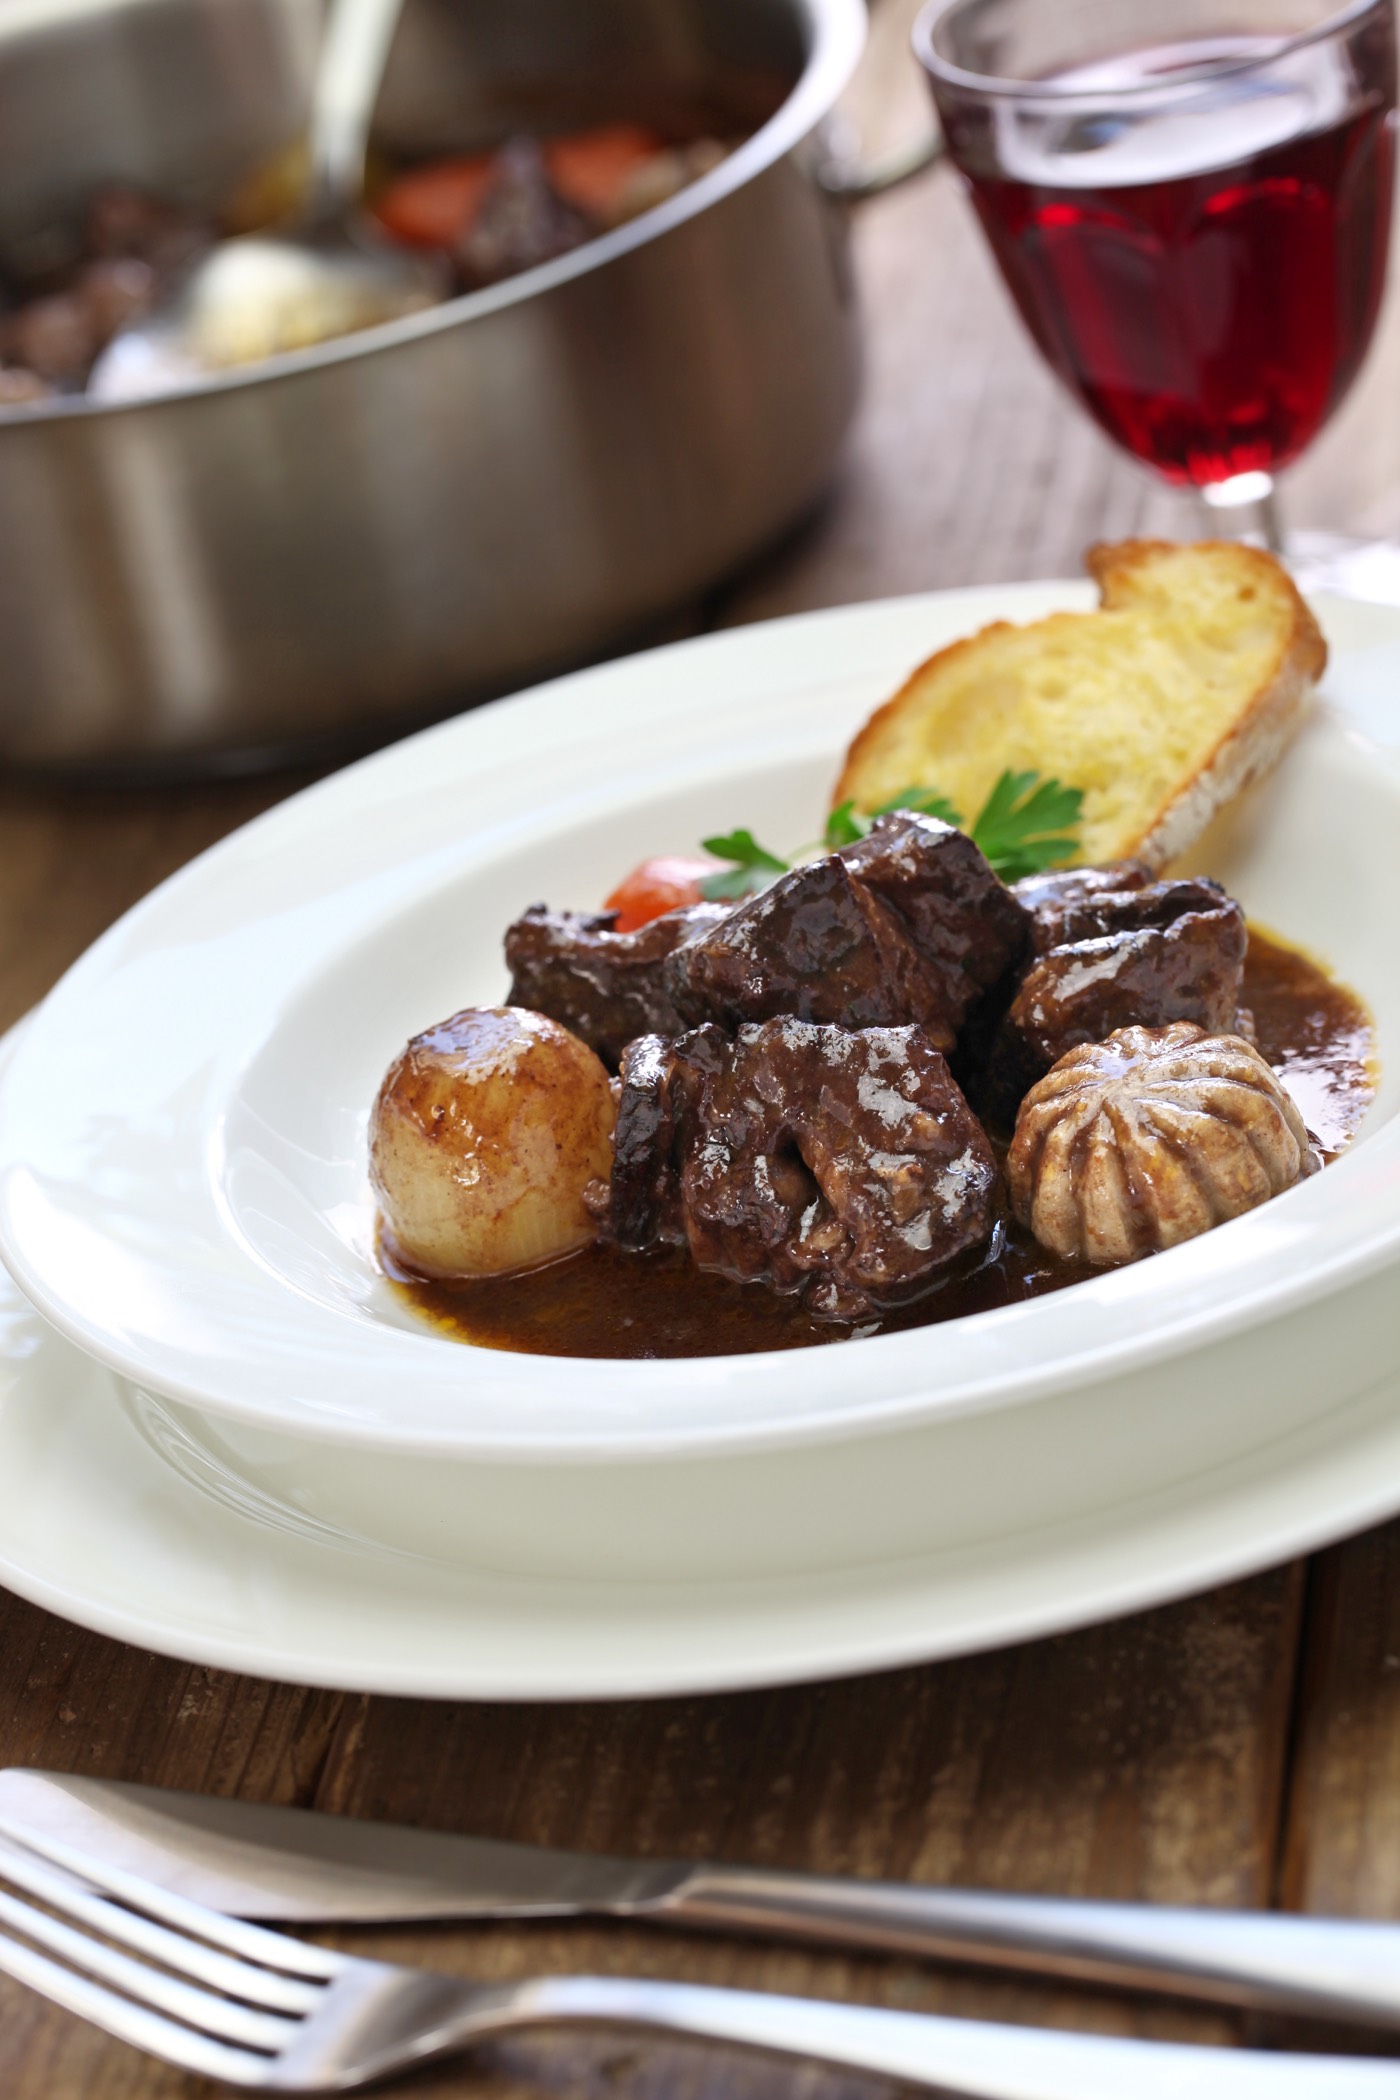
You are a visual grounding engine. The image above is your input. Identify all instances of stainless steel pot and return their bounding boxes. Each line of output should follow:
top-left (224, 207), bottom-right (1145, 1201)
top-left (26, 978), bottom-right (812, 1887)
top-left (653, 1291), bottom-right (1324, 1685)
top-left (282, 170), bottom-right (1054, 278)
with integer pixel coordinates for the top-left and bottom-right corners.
top-left (0, 0), bottom-right (872, 768)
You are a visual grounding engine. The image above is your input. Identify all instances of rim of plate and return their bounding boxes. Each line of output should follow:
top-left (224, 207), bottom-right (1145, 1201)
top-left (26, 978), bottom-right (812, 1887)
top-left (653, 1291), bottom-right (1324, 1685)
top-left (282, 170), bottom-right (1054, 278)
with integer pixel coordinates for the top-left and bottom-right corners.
top-left (0, 582), bottom-right (1396, 1462)
top-left (5, 1240), bottom-right (1400, 1696)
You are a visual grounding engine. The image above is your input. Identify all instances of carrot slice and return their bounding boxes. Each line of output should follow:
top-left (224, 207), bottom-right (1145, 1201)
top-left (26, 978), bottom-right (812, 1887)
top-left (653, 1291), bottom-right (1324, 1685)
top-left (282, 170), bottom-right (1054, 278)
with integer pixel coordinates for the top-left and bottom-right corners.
top-left (374, 153), bottom-right (494, 249)
top-left (604, 854), bottom-right (720, 932)
top-left (545, 125), bottom-right (667, 219)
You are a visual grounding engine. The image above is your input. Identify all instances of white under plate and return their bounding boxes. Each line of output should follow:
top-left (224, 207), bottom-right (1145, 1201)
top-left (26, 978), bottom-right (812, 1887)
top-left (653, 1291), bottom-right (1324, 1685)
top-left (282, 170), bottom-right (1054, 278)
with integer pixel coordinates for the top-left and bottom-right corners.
top-left (0, 582), bottom-right (1397, 1473)
top-left (4, 1252), bottom-right (1400, 1697)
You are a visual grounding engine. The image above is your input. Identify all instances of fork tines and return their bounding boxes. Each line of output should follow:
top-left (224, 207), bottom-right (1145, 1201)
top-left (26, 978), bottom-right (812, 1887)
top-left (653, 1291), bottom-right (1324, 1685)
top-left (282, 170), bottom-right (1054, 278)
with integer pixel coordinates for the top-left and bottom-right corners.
top-left (0, 1818), bottom-right (343, 2086)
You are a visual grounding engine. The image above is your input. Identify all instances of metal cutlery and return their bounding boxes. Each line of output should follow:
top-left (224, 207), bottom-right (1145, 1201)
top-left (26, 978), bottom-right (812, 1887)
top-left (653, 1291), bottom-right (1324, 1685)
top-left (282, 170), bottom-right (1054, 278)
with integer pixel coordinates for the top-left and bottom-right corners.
top-left (0, 1821), bottom-right (1396, 2096)
top-left (7, 1768), bottom-right (1400, 2034)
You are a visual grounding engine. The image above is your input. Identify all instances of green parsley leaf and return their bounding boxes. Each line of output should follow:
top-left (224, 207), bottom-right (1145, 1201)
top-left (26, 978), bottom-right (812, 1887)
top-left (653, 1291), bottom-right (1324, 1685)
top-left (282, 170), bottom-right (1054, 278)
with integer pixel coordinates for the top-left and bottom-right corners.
top-left (969, 770), bottom-right (1083, 882)
top-left (823, 799), bottom-right (868, 848)
top-left (874, 784), bottom-right (965, 828)
top-left (699, 828), bottom-right (789, 900)
top-left (824, 786), bottom-right (964, 850)
top-left (698, 772), bottom-right (1082, 900)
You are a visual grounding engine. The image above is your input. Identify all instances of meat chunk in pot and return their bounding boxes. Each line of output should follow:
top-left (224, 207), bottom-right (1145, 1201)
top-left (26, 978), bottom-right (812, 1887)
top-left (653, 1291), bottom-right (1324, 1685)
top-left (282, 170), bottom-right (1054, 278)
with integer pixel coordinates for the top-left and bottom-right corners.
top-left (504, 899), bottom-right (729, 1070)
top-left (984, 877), bottom-right (1248, 1123)
top-left (593, 1019), bottom-right (999, 1321)
top-left (456, 139), bottom-right (592, 289)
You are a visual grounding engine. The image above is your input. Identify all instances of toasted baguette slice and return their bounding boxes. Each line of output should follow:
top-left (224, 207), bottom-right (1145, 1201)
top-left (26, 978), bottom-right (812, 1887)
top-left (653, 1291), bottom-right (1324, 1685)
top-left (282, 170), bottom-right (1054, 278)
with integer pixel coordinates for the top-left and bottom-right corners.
top-left (833, 540), bottom-right (1327, 870)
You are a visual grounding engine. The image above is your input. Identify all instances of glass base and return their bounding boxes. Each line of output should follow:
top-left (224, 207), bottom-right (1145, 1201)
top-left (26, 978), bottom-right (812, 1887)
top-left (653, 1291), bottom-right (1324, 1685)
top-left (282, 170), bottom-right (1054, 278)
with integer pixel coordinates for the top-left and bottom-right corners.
top-left (1200, 472), bottom-right (1283, 554)
top-left (1195, 477), bottom-right (1400, 602)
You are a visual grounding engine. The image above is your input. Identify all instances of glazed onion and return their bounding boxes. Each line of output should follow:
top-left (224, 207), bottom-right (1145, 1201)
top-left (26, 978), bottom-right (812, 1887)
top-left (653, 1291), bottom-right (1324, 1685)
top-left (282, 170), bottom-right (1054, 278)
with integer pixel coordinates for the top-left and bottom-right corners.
top-left (370, 1005), bottom-right (615, 1278)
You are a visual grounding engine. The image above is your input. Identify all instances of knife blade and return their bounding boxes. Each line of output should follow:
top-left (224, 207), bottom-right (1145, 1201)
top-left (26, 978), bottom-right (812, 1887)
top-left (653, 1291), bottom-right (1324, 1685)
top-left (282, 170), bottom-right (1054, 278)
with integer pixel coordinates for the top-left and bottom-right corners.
top-left (7, 1768), bottom-right (1400, 2033)
top-left (0, 1769), bottom-right (682, 1921)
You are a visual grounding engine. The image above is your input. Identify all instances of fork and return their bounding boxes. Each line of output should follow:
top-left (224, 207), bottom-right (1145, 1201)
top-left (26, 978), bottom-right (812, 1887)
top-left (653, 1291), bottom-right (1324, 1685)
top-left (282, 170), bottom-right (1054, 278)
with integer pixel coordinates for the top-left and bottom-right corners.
top-left (1, 1825), bottom-right (1398, 2096)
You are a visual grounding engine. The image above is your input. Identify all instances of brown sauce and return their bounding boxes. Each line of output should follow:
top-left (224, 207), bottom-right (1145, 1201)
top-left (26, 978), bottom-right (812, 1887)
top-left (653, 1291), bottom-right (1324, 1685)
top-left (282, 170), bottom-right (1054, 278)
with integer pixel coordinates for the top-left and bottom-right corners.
top-left (386, 930), bottom-right (1377, 1360)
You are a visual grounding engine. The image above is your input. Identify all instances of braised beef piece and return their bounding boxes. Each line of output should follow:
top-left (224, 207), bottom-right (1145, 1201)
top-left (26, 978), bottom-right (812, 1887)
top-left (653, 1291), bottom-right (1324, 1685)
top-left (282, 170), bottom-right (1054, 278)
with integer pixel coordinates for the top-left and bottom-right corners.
top-left (456, 139), bottom-right (592, 290)
top-left (595, 1026), bottom-right (724, 1251)
top-left (0, 257), bottom-right (159, 388)
top-left (950, 861), bottom-right (1150, 1093)
top-left (843, 812), bottom-right (1031, 1014)
top-left (504, 899), bottom-right (729, 1070)
top-left (982, 877), bottom-right (1248, 1124)
top-left (85, 185), bottom-right (208, 276)
top-left (1013, 905), bottom-right (1246, 1053)
top-left (509, 814), bottom-right (1026, 1069)
top-left (665, 854), bottom-right (953, 1040)
top-left (666, 813), bottom-right (1029, 1051)
top-left (1014, 861), bottom-right (1154, 952)
top-left (0, 186), bottom-right (206, 395)
top-left (592, 1018), bottom-right (999, 1321)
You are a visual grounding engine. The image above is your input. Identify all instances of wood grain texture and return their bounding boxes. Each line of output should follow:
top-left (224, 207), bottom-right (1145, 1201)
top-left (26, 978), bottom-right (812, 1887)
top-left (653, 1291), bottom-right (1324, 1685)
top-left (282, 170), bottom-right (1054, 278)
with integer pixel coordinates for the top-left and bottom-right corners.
top-left (1279, 1533), bottom-right (1400, 1922)
top-left (0, 1), bottom-right (1397, 2092)
top-left (0, 1570), bottom-right (1304, 2098)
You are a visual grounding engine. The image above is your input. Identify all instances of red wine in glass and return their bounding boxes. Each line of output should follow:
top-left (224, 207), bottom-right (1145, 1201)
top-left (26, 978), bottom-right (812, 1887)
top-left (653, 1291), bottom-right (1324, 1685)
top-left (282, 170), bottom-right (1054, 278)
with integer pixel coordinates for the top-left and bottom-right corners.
top-left (969, 41), bottom-right (1394, 487)
top-left (917, 2), bottom-right (1399, 535)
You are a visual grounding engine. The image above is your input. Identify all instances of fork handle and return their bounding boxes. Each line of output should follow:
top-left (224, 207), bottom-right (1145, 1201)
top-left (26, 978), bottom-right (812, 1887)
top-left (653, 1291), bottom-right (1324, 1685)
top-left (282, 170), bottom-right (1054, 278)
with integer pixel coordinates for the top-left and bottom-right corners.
top-left (644, 1868), bottom-right (1400, 2029)
top-left (476, 1976), bottom-right (1400, 2096)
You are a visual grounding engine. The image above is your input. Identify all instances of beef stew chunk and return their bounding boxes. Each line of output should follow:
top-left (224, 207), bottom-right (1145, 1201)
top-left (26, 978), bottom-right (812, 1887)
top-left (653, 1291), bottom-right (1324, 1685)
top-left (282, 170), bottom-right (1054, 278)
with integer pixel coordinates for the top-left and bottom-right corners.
top-left (664, 855), bottom-right (952, 1041)
top-left (666, 815), bottom-right (1029, 1050)
top-left (504, 899), bottom-right (729, 1070)
top-left (842, 812), bottom-right (1030, 1017)
top-left (598, 1025), bottom-right (722, 1251)
top-left (984, 878), bottom-right (1248, 1123)
top-left (0, 185), bottom-right (207, 397)
top-left (456, 139), bottom-right (592, 290)
top-left (1014, 861), bottom-right (1154, 952)
top-left (594, 1018), bottom-right (998, 1320)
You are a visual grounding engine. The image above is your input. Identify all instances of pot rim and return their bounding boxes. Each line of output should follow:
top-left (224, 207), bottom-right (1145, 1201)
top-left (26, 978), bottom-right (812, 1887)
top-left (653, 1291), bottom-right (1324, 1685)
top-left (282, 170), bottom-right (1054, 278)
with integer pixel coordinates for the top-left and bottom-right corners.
top-left (0, 0), bottom-right (867, 427)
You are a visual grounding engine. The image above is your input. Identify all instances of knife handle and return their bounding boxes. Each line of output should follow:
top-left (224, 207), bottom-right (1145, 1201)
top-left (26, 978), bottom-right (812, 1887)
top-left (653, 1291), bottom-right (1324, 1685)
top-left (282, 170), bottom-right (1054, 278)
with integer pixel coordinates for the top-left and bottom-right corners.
top-left (653, 1868), bottom-right (1400, 2029)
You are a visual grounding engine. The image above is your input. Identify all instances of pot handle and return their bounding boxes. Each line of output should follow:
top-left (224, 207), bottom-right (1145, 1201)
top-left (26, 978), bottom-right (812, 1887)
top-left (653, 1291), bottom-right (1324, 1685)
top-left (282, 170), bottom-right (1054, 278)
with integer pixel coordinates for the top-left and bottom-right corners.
top-left (818, 126), bottom-right (944, 200)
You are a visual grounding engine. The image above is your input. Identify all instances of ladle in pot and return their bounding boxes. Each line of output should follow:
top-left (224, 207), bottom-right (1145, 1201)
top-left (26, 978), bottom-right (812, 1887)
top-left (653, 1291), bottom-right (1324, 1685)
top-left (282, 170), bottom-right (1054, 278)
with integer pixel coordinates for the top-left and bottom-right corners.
top-left (90, 0), bottom-right (442, 400)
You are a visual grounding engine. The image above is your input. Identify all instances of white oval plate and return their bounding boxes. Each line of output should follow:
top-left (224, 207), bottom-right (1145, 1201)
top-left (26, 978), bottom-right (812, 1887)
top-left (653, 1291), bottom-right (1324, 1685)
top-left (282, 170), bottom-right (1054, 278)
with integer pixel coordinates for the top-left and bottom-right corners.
top-left (5, 1254), bottom-right (1400, 1697)
top-left (0, 583), bottom-right (1396, 1462)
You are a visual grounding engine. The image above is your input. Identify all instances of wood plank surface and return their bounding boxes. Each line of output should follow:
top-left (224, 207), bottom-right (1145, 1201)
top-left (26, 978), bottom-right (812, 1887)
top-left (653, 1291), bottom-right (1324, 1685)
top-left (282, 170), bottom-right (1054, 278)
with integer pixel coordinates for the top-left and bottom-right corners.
top-left (0, 2), bottom-right (1398, 2093)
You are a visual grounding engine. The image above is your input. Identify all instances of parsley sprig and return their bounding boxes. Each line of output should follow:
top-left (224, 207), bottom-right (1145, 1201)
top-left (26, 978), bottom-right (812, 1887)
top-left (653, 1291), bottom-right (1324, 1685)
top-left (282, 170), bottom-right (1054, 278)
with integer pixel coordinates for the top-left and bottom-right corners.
top-left (824, 784), bottom-right (961, 847)
top-left (696, 828), bottom-right (789, 901)
top-left (700, 770), bottom-right (1082, 900)
top-left (961, 771), bottom-right (1084, 883)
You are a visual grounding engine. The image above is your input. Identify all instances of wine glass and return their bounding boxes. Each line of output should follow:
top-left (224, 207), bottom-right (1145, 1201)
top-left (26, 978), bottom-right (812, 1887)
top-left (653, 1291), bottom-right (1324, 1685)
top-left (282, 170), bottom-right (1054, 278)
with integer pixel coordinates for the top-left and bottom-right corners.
top-left (913, 0), bottom-right (1397, 552)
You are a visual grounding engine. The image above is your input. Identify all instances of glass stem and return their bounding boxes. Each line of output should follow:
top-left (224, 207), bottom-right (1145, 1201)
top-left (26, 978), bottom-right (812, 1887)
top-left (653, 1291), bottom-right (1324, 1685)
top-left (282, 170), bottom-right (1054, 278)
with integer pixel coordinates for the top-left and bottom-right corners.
top-left (1199, 470), bottom-right (1282, 554)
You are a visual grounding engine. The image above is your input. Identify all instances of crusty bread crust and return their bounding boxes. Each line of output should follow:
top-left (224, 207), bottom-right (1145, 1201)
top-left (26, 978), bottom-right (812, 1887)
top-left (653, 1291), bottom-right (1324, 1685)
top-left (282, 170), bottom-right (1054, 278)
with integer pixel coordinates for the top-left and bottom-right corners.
top-left (832, 539), bottom-right (1328, 870)
top-left (833, 621), bottom-right (1019, 812)
top-left (1084, 540), bottom-right (1326, 867)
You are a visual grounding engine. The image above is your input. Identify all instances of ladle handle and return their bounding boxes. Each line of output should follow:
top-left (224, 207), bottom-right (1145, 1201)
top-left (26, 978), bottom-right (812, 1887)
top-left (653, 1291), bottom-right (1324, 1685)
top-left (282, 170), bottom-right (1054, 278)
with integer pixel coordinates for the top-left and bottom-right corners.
top-left (305, 0), bottom-right (407, 220)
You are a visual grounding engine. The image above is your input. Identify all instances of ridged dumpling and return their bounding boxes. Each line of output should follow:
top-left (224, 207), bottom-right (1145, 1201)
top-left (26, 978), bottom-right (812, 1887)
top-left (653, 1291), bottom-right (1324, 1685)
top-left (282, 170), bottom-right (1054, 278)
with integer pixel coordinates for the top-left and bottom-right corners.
top-left (1007, 1022), bottom-right (1317, 1266)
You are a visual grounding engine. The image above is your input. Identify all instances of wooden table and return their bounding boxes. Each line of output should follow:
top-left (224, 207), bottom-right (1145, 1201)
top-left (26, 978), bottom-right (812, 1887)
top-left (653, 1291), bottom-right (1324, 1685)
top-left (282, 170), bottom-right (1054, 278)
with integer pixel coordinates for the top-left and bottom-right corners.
top-left (3, 7), bottom-right (1400, 2090)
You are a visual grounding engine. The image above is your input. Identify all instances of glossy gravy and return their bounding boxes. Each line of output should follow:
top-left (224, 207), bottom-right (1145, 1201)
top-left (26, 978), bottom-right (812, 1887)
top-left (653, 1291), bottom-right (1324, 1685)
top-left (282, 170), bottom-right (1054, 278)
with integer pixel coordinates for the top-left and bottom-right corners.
top-left (386, 932), bottom-right (1377, 1360)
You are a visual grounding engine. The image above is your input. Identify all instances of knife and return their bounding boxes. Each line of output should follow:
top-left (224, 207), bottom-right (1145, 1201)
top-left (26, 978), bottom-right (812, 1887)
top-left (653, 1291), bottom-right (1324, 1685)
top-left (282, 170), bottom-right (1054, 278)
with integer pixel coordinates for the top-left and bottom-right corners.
top-left (5, 1767), bottom-right (1400, 2031)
